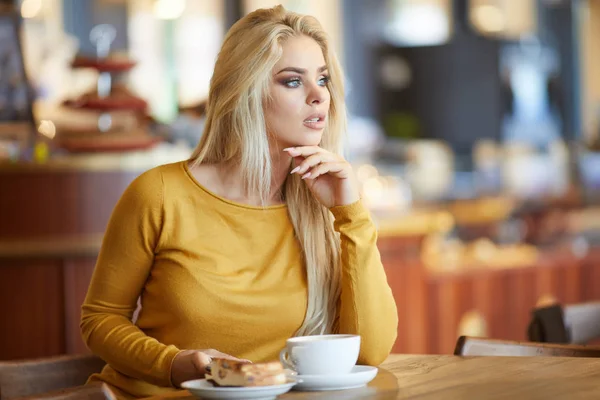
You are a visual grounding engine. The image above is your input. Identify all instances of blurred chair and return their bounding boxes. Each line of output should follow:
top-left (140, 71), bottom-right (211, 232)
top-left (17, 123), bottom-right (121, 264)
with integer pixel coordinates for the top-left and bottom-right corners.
top-left (0, 354), bottom-right (106, 400)
top-left (527, 302), bottom-right (600, 344)
top-left (454, 336), bottom-right (600, 357)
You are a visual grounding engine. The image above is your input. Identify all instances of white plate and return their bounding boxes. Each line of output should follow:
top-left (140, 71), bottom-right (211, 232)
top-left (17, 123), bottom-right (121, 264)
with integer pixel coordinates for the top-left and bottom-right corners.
top-left (181, 379), bottom-right (297, 400)
top-left (292, 365), bottom-right (378, 391)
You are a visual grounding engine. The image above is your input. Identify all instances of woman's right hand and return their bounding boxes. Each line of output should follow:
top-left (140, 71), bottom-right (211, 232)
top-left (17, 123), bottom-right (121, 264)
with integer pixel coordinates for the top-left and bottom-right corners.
top-left (170, 349), bottom-right (252, 387)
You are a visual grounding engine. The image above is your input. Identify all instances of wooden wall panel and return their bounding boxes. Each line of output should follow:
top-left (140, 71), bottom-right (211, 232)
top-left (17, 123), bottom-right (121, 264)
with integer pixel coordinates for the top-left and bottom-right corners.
top-left (378, 236), bottom-right (427, 354)
top-left (402, 261), bottom-right (428, 354)
top-left (0, 260), bottom-right (65, 360)
top-left (431, 277), bottom-right (460, 354)
top-left (471, 272), bottom-right (499, 338)
top-left (581, 249), bottom-right (600, 300)
top-left (0, 170), bottom-right (138, 239)
top-left (383, 259), bottom-right (429, 354)
top-left (0, 172), bottom-right (79, 238)
top-left (63, 258), bottom-right (97, 354)
top-left (506, 266), bottom-right (538, 340)
top-left (562, 258), bottom-right (583, 304)
top-left (488, 271), bottom-right (512, 342)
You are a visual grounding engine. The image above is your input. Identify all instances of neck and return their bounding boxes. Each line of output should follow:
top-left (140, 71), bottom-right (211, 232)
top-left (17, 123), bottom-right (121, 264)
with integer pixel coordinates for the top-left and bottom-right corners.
top-left (216, 149), bottom-right (292, 206)
top-left (270, 145), bottom-right (294, 199)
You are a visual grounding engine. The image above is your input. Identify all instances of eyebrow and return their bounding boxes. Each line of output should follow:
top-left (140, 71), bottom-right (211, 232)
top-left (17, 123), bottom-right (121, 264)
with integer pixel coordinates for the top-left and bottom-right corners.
top-left (276, 65), bottom-right (328, 75)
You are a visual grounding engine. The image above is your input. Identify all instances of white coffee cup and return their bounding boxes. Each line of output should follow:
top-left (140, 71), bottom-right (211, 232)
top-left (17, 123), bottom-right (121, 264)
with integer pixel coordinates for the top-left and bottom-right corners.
top-left (279, 334), bottom-right (360, 375)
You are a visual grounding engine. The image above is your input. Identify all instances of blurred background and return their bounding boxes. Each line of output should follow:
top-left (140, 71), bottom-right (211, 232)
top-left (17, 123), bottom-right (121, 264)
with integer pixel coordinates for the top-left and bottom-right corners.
top-left (1, 0), bottom-right (600, 360)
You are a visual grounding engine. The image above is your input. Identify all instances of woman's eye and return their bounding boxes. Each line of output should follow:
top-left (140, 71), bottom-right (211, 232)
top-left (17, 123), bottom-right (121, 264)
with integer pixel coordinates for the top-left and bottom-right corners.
top-left (283, 78), bottom-right (301, 88)
top-left (281, 76), bottom-right (329, 88)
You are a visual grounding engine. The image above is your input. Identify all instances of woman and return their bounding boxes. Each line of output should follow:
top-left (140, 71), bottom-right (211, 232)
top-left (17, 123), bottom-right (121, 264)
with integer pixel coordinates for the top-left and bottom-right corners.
top-left (81, 5), bottom-right (398, 399)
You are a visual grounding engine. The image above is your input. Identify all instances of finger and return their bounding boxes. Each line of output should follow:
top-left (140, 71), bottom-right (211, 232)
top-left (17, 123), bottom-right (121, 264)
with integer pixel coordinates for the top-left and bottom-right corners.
top-left (283, 146), bottom-right (325, 158)
top-left (292, 156), bottom-right (304, 167)
top-left (303, 161), bottom-right (350, 180)
top-left (290, 153), bottom-right (337, 175)
top-left (191, 352), bottom-right (213, 375)
top-left (205, 350), bottom-right (252, 364)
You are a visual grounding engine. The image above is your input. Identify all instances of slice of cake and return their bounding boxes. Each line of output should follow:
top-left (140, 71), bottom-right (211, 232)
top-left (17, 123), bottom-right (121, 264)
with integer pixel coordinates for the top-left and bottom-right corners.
top-left (206, 358), bottom-right (287, 387)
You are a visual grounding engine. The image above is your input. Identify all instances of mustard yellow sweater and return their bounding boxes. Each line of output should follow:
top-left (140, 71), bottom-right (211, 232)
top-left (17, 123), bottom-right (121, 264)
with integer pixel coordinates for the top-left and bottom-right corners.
top-left (80, 161), bottom-right (398, 399)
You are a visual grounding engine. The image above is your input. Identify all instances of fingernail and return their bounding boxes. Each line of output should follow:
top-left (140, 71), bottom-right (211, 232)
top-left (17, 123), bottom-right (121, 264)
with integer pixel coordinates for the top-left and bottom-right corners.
top-left (283, 147), bottom-right (294, 152)
top-left (301, 172), bottom-right (311, 179)
top-left (290, 166), bottom-right (300, 174)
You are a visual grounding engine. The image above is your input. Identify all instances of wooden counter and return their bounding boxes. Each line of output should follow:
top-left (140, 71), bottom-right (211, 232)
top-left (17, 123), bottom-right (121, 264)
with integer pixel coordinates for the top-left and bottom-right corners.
top-left (0, 142), bottom-right (191, 173)
top-left (0, 234), bottom-right (102, 258)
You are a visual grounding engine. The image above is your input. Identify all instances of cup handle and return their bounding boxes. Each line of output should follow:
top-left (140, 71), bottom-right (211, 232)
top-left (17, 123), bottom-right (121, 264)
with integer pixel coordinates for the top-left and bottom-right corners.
top-left (279, 348), bottom-right (294, 370)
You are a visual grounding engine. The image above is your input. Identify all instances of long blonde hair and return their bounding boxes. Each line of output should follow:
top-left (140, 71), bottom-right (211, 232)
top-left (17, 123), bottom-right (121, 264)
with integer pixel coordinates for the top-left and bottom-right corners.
top-left (189, 5), bottom-right (346, 336)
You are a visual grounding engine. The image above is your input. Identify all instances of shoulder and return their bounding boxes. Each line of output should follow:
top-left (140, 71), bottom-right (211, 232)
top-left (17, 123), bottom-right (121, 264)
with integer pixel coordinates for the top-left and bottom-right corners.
top-left (126, 165), bottom-right (163, 198)
top-left (128, 161), bottom-right (186, 191)
top-left (119, 161), bottom-right (184, 209)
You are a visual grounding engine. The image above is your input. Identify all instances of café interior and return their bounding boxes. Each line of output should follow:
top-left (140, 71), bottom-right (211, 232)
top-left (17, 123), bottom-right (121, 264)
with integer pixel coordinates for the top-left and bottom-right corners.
top-left (2, 0), bottom-right (600, 398)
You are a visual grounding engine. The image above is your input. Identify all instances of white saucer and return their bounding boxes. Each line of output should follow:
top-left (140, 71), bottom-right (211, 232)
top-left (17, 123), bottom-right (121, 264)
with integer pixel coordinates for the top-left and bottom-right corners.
top-left (181, 379), bottom-right (297, 400)
top-left (292, 365), bottom-right (378, 391)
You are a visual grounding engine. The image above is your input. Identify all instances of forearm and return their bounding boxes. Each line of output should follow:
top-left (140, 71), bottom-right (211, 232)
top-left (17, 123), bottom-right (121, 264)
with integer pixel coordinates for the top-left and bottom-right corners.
top-left (80, 307), bottom-right (181, 387)
top-left (332, 201), bottom-right (399, 365)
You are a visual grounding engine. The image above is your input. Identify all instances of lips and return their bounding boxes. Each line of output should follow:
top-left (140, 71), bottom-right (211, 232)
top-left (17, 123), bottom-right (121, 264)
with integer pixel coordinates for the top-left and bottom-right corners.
top-left (303, 113), bottom-right (326, 130)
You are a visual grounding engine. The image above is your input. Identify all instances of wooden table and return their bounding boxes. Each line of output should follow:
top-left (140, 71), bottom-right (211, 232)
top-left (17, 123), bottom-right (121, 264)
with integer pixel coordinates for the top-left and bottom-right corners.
top-left (141, 354), bottom-right (600, 399)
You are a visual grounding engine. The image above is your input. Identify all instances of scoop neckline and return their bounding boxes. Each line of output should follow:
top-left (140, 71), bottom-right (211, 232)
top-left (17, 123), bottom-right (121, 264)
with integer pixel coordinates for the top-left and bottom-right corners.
top-left (181, 161), bottom-right (287, 211)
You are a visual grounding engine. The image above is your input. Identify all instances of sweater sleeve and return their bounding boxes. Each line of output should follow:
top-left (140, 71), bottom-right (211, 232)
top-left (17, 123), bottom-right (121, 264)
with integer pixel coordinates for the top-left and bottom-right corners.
top-left (330, 200), bottom-right (398, 365)
top-left (80, 168), bottom-right (181, 387)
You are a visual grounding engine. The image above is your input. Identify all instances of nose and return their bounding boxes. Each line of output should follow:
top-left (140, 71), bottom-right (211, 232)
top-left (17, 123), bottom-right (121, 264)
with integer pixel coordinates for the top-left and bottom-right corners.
top-left (306, 83), bottom-right (327, 105)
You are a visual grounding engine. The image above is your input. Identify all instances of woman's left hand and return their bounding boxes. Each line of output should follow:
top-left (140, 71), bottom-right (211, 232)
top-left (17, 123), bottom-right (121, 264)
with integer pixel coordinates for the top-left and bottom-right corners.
top-left (284, 146), bottom-right (360, 208)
